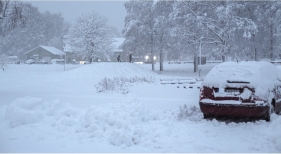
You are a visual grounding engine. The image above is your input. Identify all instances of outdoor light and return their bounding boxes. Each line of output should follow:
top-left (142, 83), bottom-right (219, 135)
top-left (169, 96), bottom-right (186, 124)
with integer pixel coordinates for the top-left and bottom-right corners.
top-left (145, 56), bottom-right (149, 60)
top-left (153, 56), bottom-right (156, 60)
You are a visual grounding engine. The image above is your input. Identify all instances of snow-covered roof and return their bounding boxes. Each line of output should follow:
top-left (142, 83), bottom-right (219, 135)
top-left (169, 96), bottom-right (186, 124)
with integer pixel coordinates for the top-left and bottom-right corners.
top-left (202, 61), bottom-right (281, 96)
top-left (112, 38), bottom-right (125, 52)
top-left (25, 46), bottom-right (65, 55)
top-left (40, 46), bottom-right (65, 55)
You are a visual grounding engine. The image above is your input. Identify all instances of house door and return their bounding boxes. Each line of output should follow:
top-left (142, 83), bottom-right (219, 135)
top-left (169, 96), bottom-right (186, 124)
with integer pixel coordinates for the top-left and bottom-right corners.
top-left (33, 55), bottom-right (39, 63)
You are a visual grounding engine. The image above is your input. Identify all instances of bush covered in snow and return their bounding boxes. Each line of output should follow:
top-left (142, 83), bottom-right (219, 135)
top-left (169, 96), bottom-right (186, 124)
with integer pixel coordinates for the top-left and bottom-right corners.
top-left (177, 104), bottom-right (203, 121)
top-left (95, 76), bottom-right (155, 93)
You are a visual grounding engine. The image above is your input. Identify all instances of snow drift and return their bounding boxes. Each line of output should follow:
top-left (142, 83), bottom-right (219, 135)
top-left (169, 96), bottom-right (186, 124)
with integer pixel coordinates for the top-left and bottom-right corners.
top-left (3, 96), bottom-right (204, 148)
top-left (4, 96), bottom-right (281, 152)
top-left (56, 63), bottom-right (158, 80)
top-left (5, 97), bottom-right (80, 128)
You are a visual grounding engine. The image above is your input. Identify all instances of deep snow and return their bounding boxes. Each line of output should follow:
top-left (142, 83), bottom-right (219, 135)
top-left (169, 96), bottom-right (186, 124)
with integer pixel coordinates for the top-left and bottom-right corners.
top-left (0, 62), bottom-right (281, 152)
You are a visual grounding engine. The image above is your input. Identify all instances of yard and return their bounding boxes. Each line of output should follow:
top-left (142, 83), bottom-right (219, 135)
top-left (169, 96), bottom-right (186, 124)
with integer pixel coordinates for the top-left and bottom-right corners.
top-left (0, 62), bottom-right (280, 152)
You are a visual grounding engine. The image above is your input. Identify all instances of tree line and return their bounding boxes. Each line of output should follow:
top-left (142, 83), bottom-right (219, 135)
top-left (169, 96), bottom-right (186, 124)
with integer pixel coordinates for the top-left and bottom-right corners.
top-left (0, 0), bottom-right (69, 60)
top-left (0, 0), bottom-right (120, 63)
top-left (122, 0), bottom-right (281, 71)
top-left (1, 0), bottom-right (281, 70)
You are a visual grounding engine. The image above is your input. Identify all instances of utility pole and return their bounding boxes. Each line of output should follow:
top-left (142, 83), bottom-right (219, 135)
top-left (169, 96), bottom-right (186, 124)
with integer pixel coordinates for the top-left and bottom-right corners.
top-left (63, 45), bottom-right (67, 71)
top-left (151, 32), bottom-right (155, 71)
top-left (64, 52), bottom-right (66, 71)
top-left (199, 39), bottom-right (202, 77)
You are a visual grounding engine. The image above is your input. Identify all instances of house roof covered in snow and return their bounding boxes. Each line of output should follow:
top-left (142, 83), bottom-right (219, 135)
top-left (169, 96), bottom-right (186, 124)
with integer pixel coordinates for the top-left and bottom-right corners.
top-left (8, 56), bottom-right (18, 59)
top-left (25, 46), bottom-right (65, 55)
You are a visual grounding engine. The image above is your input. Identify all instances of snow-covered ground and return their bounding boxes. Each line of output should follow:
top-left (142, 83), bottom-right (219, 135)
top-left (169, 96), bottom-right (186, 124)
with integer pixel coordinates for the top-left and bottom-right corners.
top-left (0, 62), bottom-right (280, 152)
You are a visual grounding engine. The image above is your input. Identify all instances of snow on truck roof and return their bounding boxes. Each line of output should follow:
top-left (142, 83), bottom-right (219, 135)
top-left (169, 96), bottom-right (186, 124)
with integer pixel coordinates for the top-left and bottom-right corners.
top-left (202, 61), bottom-right (281, 90)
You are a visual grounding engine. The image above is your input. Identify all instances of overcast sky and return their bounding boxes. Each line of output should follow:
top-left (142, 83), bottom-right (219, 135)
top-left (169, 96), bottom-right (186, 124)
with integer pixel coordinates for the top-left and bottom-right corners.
top-left (28, 1), bottom-right (127, 33)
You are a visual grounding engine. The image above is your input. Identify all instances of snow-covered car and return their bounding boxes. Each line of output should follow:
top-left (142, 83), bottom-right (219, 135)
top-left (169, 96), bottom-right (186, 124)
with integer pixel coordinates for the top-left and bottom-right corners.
top-left (37, 59), bottom-right (48, 64)
top-left (84, 61), bottom-right (90, 64)
top-left (25, 59), bottom-right (35, 64)
top-left (51, 59), bottom-right (64, 64)
top-left (199, 61), bottom-right (281, 121)
top-left (14, 61), bottom-right (21, 64)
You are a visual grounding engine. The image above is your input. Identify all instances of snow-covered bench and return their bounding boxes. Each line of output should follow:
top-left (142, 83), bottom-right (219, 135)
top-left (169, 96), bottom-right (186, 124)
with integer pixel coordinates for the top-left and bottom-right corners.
top-left (177, 77), bottom-right (197, 84)
top-left (160, 78), bottom-right (177, 84)
top-left (160, 77), bottom-right (202, 85)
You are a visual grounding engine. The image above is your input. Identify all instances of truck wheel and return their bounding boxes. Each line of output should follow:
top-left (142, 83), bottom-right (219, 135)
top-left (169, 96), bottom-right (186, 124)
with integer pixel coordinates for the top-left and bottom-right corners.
top-left (265, 114), bottom-right (270, 122)
top-left (265, 108), bottom-right (271, 122)
top-left (271, 99), bottom-right (276, 113)
top-left (203, 114), bottom-right (210, 119)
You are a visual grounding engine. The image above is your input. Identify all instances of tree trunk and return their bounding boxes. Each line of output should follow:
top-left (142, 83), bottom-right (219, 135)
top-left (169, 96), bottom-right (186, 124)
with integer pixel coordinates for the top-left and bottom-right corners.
top-left (152, 56), bottom-right (155, 71)
top-left (221, 40), bottom-right (227, 62)
top-left (151, 32), bottom-right (155, 71)
top-left (222, 45), bottom-right (225, 62)
top-left (222, 55), bottom-right (225, 62)
top-left (159, 33), bottom-right (164, 71)
top-left (270, 23), bottom-right (274, 61)
top-left (160, 51), bottom-right (163, 71)
top-left (194, 54), bottom-right (197, 72)
top-left (255, 50), bottom-right (257, 61)
top-left (151, 49), bottom-right (155, 71)
top-left (253, 34), bottom-right (257, 61)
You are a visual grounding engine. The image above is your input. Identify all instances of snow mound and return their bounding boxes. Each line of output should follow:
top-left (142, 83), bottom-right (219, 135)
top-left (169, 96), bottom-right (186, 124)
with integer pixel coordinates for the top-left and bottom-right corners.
top-left (4, 97), bottom-right (169, 147)
top-left (4, 97), bottom-right (281, 151)
top-left (5, 97), bottom-right (78, 128)
top-left (5, 97), bottom-right (46, 127)
top-left (76, 99), bottom-right (161, 146)
top-left (269, 115), bottom-right (281, 151)
top-left (57, 63), bottom-right (158, 80)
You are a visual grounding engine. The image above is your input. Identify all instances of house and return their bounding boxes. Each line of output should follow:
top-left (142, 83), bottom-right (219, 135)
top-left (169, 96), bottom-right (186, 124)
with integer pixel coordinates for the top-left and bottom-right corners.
top-left (25, 46), bottom-right (65, 63)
